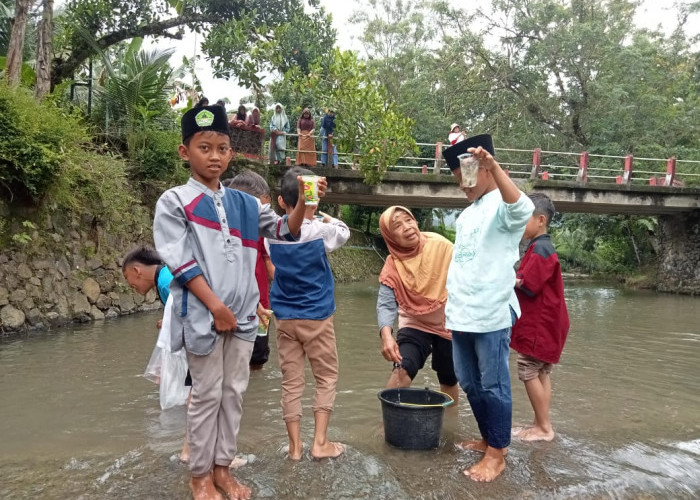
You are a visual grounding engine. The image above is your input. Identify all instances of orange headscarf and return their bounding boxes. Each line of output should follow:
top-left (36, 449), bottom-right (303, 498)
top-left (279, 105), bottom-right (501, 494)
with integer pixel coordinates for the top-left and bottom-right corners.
top-left (378, 206), bottom-right (453, 316)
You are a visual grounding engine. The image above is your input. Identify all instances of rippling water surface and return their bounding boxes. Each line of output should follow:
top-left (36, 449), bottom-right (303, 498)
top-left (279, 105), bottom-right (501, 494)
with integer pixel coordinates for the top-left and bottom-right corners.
top-left (1, 282), bottom-right (698, 499)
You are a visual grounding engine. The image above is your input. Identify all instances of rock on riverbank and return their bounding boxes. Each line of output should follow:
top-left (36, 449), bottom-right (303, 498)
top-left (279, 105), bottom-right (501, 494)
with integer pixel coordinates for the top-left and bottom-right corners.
top-left (0, 227), bottom-right (385, 335)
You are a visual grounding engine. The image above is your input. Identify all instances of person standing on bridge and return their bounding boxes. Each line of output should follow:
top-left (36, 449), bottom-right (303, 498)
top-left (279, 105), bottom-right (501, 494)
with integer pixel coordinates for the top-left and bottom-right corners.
top-left (448, 123), bottom-right (466, 145)
top-left (442, 134), bottom-right (534, 483)
top-left (296, 108), bottom-right (317, 167)
top-left (320, 109), bottom-right (338, 168)
top-left (376, 206), bottom-right (459, 406)
top-left (270, 102), bottom-right (290, 164)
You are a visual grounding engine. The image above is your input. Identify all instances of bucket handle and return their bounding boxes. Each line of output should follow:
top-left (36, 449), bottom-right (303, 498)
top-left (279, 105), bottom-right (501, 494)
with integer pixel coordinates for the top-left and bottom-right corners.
top-left (394, 388), bottom-right (454, 408)
top-left (436, 389), bottom-right (455, 407)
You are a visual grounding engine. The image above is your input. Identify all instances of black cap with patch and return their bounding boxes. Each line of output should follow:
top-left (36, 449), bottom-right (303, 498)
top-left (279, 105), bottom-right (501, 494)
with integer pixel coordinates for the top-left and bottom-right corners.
top-left (442, 133), bottom-right (495, 170)
top-left (181, 105), bottom-right (230, 143)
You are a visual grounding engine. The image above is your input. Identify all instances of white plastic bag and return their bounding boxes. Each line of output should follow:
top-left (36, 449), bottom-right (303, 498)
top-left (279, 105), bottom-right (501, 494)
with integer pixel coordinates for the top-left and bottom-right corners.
top-left (159, 348), bottom-right (189, 409)
top-left (144, 344), bottom-right (163, 384)
top-left (144, 295), bottom-right (174, 384)
top-left (143, 295), bottom-right (189, 409)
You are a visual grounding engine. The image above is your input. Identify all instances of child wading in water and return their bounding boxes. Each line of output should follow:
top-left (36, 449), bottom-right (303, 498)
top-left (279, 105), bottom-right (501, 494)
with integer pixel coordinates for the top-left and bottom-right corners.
top-left (223, 171), bottom-right (276, 370)
top-left (266, 167), bottom-right (350, 460)
top-left (154, 105), bottom-right (326, 500)
top-left (121, 246), bottom-right (191, 462)
top-left (442, 134), bottom-right (534, 483)
top-left (511, 193), bottom-right (570, 441)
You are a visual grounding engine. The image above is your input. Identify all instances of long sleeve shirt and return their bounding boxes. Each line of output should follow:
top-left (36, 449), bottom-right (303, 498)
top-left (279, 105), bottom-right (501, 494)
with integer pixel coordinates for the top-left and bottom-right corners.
top-left (511, 234), bottom-right (570, 364)
top-left (376, 283), bottom-right (451, 340)
top-left (153, 178), bottom-right (297, 356)
top-left (446, 189), bottom-right (534, 333)
top-left (266, 217), bottom-right (350, 320)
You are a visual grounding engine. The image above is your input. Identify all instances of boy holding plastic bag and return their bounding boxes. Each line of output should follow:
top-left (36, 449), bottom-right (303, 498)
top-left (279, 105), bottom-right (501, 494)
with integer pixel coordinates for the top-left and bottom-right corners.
top-left (122, 246), bottom-right (191, 461)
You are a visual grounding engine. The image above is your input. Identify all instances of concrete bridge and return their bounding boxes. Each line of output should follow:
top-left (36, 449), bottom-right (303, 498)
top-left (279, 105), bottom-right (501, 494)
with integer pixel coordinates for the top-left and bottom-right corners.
top-left (265, 165), bottom-right (700, 294)
top-left (310, 168), bottom-right (700, 215)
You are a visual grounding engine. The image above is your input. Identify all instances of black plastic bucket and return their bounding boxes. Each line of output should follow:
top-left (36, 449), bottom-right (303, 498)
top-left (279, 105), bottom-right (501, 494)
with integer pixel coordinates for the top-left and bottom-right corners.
top-left (378, 387), bottom-right (453, 450)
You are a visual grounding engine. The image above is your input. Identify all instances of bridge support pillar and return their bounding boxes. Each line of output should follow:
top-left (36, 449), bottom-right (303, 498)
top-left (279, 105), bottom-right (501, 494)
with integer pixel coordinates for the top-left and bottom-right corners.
top-left (657, 210), bottom-right (700, 295)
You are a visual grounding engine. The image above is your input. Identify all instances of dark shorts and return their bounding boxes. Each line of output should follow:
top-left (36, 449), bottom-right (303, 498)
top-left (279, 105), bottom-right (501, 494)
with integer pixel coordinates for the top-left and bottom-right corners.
top-left (250, 333), bottom-right (270, 366)
top-left (396, 327), bottom-right (458, 387)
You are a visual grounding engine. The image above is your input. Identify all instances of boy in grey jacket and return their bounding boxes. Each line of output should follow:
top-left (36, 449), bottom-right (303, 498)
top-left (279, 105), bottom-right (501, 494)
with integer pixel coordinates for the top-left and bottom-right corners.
top-left (154, 105), bottom-right (326, 500)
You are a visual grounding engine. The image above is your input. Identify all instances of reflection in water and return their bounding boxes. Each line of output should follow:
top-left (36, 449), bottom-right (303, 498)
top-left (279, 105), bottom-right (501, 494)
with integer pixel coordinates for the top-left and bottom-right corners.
top-left (0, 282), bottom-right (698, 499)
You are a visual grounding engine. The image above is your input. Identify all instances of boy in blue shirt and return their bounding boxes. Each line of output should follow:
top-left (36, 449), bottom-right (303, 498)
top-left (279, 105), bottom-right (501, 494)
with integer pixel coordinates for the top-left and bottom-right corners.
top-left (266, 167), bottom-right (350, 460)
top-left (442, 134), bottom-right (534, 482)
top-left (154, 106), bottom-right (326, 500)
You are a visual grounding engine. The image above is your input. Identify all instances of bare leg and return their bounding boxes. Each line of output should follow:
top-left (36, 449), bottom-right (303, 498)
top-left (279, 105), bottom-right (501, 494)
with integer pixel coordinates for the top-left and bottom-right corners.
top-left (386, 367), bottom-right (411, 389)
top-left (464, 446), bottom-right (507, 482)
top-left (190, 473), bottom-right (224, 500)
top-left (513, 373), bottom-right (554, 441)
top-left (284, 419), bottom-right (304, 460)
top-left (456, 438), bottom-right (488, 453)
top-left (440, 383), bottom-right (459, 408)
top-left (310, 410), bottom-right (345, 459)
top-left (180, 389), bottom-right (192, 463)
top-left (380, 368), bottom-right (412, 434)
top-left (212, 465), bottom-right (251, 500)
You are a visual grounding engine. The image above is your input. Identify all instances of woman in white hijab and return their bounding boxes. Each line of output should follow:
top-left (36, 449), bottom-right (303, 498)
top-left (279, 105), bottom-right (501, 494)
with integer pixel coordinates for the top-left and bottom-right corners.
top-left (270, 102), bottom-right (290, 164)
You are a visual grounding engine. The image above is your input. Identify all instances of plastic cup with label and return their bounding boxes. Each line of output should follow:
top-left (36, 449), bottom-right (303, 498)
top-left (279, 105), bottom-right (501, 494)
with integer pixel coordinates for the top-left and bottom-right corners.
top-left (458, 153), bottom-right (480, 188)
top-left (301, 175), bottom-right (320, 205)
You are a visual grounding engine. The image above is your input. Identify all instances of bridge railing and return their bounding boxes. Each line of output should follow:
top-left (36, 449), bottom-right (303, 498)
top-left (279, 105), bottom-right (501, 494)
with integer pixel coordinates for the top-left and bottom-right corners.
top-left (261, 133), bottom-right (700, 187)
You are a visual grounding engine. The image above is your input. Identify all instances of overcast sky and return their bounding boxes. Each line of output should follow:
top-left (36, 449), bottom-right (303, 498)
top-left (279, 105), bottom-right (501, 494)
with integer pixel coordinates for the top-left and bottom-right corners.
top-left (150, 0), bottom-right (698, 109)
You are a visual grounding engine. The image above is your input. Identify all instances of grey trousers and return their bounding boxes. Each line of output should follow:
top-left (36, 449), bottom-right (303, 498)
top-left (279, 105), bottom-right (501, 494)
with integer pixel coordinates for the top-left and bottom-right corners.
top-left (186, 334), bottom-right (254, 476)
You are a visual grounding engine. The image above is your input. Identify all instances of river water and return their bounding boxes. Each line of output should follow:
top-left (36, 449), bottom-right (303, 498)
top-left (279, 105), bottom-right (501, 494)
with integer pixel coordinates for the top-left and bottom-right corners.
top-left (1, 282), bottom-right (698, 499)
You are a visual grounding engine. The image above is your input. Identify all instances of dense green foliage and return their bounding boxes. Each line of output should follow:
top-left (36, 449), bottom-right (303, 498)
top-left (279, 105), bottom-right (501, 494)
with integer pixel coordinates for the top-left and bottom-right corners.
top-left (87, 39), bottom-right (187, 197)
top-left (551, 214), bottom-right (658, 275)
top-left (0, 83), bottom-right (146, 248)
top-left (0, 83), bottom-right (88, 203)
top-left (349, 0), bottom-right (700, 162)
top-left (55, 0), bottom-right (334, 88)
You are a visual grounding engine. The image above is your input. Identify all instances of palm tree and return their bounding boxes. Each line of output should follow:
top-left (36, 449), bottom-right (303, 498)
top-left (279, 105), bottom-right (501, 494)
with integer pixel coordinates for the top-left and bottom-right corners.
top-left (90, 38), bottom-right (176, 157)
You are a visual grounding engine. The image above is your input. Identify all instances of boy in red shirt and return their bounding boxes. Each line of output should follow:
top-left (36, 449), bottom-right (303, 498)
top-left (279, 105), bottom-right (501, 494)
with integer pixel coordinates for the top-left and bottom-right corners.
top-left (511, 193), bottom-right (570, 441)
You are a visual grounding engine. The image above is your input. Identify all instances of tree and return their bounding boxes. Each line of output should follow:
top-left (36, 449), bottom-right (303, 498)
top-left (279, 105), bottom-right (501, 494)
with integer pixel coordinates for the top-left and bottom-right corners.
top-left (92, 40), bottom-right (176, 150)
top-left (5, 0), bottom-right (33, 86)
top-left (427, 0), bottom-right (700, 155)
top-left (285, 49), bottom-right (417, 183)
top-left (53, 0), bottom-right (333, 88)
top-left (35, 0), bottom-right (53, 98)
top-left (203, 3), bottom-right (335, 94)
top-left (350, 0), bottom-right (447, 144)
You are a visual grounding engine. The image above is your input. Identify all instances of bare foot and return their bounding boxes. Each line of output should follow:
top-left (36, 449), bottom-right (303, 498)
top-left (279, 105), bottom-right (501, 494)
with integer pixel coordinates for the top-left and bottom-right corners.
top-left (455, 439), bottom-right (488, 453)
top-left (311, 441), bottom-right (345, 459)
top-left (282, 442), bottom-right (304, 461)
top-left (229, 456), bottom-right (248, 469)
top-left (179, 448), bottom-right (190, 465)
top-left (513, 425), bottom-right (554, 441)
top-left (463, 447), bottom-right (506, 482)
top-left (190, 474), bottom-right (224, 500)
top-left (212, 466), bottom-right (251, 500)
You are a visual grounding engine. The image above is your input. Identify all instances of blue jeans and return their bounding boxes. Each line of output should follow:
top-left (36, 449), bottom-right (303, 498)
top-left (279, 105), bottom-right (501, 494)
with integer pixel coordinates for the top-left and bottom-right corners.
top-left (321, 137), bottom-right (338, 167)
top-left (452, 310), bottom-right (515, 449)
